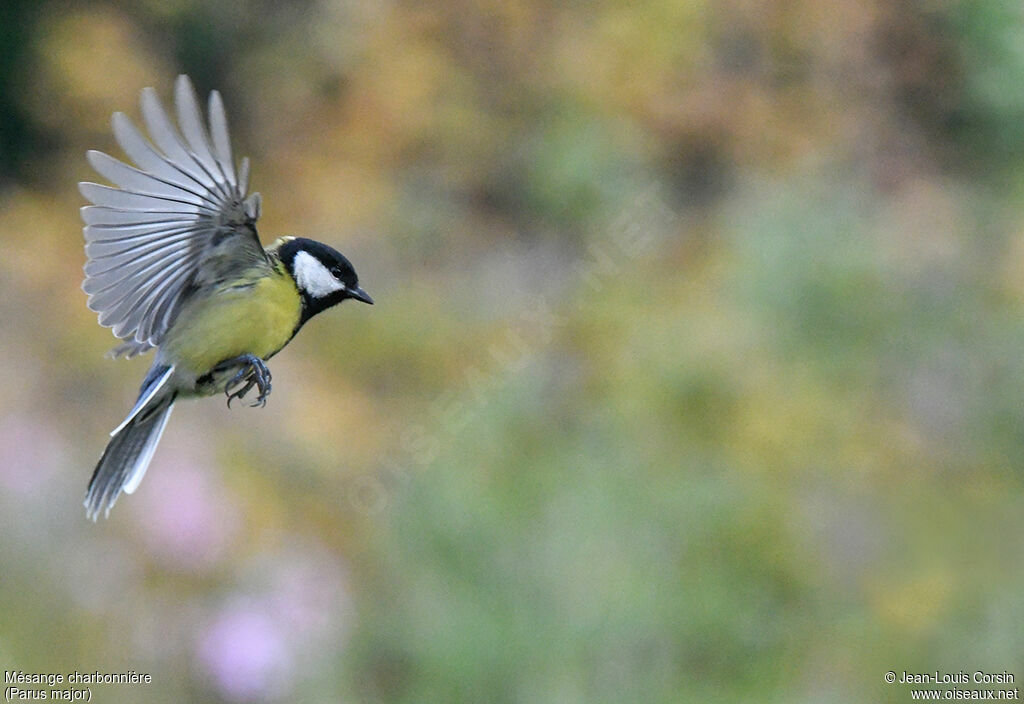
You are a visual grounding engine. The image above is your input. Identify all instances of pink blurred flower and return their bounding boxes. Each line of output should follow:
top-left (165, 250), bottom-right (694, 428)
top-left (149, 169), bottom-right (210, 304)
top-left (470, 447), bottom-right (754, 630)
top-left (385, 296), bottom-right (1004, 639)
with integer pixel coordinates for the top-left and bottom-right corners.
top-left (197, 602), bottom-right (292, 701)
top-left (193, 543), bottom-right (354, 700)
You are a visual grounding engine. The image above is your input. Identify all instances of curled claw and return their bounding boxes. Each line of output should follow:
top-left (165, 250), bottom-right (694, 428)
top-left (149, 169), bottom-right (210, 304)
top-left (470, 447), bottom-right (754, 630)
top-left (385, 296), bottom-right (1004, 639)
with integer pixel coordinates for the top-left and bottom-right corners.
top-left (222, 354), bottom-right (272, 408)
top-left (251, 364), bottom-right (272, 407)
top-left (225, 377), bottom-right (255, 408)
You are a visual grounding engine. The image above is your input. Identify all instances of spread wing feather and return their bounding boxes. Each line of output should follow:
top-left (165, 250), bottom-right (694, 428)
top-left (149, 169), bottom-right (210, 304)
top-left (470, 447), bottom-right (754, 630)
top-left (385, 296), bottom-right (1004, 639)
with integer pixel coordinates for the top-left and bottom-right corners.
top-left (86, 150), bottom-right (211, 206)
top-left (208, 91), bottom-right (238, 186)
top-left (81, 75), bottom-right (268, 353)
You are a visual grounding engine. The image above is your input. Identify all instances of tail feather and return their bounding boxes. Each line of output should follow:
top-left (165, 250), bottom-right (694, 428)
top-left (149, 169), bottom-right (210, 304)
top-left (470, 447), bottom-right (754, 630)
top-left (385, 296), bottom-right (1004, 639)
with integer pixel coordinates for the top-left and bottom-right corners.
top-left (85, 393), bottom-right (176, 520)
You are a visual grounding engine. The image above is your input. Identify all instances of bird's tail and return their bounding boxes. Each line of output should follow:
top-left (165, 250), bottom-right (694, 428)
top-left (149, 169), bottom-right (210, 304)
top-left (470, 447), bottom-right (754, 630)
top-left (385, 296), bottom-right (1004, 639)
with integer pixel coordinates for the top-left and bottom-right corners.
top-left (84, 392), bottom-right (176, 521)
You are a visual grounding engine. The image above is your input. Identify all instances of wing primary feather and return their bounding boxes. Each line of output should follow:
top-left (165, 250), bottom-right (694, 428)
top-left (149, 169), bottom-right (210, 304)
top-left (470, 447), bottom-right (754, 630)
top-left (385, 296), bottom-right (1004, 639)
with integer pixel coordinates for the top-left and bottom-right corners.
top-left (112, 112), bottom-right (210, 195)
top-left (90, 263), bottom-right (189, 327)
top-left (238, 157), bottom-right (250, 196)
top-left (86, 151), bottom-right (213, 206)
top-left (86, 236), bottom-right (194, 294)
top-left (84, 231), bottom-right (193, 276)
top-left (85, 221), bottom-right (193, 246)
top-left (87, 246), bottom-right (193, 302)
top-left (207, 90), bottom-right (238, 185)
top-left (79, 182), bottom-right (216, 215)
top-left (174, 75), bottom-right (231, 194)
top-left (85, 227), bottom-right (193, 259)
top-left (95, 264), bottom-right (193, 340)
top-left (81, 206), bottom-right (197, 226)
top-left (84, 220), bottom-right (186, 242)
top-left (84, 224), bottom-right (194, 248)
top-left (140, 87), bottom-right (225, 198)
top-left (85, 241), bottom-right (191, 283)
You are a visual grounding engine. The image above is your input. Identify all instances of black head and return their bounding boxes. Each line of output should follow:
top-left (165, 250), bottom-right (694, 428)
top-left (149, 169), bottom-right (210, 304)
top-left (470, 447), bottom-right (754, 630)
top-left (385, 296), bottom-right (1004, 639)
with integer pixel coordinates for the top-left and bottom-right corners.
top-left (279, 237), bottom-right (373, 322)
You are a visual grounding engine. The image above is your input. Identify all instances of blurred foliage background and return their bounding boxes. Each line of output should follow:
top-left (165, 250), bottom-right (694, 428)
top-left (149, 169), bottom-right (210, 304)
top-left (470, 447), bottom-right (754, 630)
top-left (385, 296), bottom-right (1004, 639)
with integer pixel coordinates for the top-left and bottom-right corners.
top-left (2, 0), bottom-right (1024, 702)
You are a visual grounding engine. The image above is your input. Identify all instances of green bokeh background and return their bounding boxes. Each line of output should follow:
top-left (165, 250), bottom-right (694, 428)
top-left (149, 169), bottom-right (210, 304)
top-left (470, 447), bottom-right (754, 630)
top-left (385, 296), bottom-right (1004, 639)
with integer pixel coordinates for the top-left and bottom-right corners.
top-left (2, 1), bottom-right (1024, 702)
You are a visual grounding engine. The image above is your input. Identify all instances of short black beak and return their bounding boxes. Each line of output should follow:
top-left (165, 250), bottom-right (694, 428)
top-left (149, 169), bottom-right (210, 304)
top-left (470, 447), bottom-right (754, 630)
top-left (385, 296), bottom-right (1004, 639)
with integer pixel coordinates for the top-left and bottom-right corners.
top-left (349, 286), bottom-right (374, 305)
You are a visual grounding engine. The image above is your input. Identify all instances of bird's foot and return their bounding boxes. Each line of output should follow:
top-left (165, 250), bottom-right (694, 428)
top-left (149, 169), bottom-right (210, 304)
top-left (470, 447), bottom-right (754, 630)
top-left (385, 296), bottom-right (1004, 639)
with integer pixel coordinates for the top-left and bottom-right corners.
top-left (223, 354), bottom-right (272, 408)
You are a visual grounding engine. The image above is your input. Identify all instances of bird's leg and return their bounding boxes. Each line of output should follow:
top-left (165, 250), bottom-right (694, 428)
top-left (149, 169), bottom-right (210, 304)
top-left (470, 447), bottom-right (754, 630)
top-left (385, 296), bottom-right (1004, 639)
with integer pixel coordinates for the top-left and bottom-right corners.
top-left (222, 354), bottom-right (273, 408)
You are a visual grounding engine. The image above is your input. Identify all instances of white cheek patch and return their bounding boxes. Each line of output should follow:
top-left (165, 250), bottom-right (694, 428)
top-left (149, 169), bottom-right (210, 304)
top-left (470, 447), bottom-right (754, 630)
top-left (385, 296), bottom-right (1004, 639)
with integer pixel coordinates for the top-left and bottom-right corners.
top-left (293, 250), bottom-right (346, 298)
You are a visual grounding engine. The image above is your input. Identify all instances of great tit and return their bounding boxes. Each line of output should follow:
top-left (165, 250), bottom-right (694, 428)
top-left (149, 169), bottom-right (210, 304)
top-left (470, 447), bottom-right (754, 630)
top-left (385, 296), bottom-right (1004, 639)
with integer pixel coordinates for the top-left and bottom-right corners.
top-left (80, 75), bottom-right (373, 520)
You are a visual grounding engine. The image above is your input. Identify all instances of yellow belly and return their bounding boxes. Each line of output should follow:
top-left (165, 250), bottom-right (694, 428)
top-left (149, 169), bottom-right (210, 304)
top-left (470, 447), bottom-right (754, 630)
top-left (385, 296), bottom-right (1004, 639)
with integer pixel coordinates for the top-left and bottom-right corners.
top-left (162, 271), bottom-right (302, 377)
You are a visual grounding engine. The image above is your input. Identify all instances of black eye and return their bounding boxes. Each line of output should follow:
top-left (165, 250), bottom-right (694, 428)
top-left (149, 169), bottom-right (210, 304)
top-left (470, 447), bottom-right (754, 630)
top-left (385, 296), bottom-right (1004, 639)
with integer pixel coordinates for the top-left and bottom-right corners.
top-left (330, 267), bottom-right (341, 277)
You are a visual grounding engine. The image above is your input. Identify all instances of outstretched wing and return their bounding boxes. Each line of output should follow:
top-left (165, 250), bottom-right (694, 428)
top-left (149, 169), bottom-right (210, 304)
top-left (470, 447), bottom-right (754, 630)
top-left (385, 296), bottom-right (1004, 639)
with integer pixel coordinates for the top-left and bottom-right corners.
top-left (81, 74), bottom-right (269, 354)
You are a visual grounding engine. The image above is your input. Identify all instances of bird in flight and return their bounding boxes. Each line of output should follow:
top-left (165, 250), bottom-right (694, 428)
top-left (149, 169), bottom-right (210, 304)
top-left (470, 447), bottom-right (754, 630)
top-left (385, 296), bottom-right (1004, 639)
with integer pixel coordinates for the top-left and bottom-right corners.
top-left (80, 75), bottom-right (373, 520)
